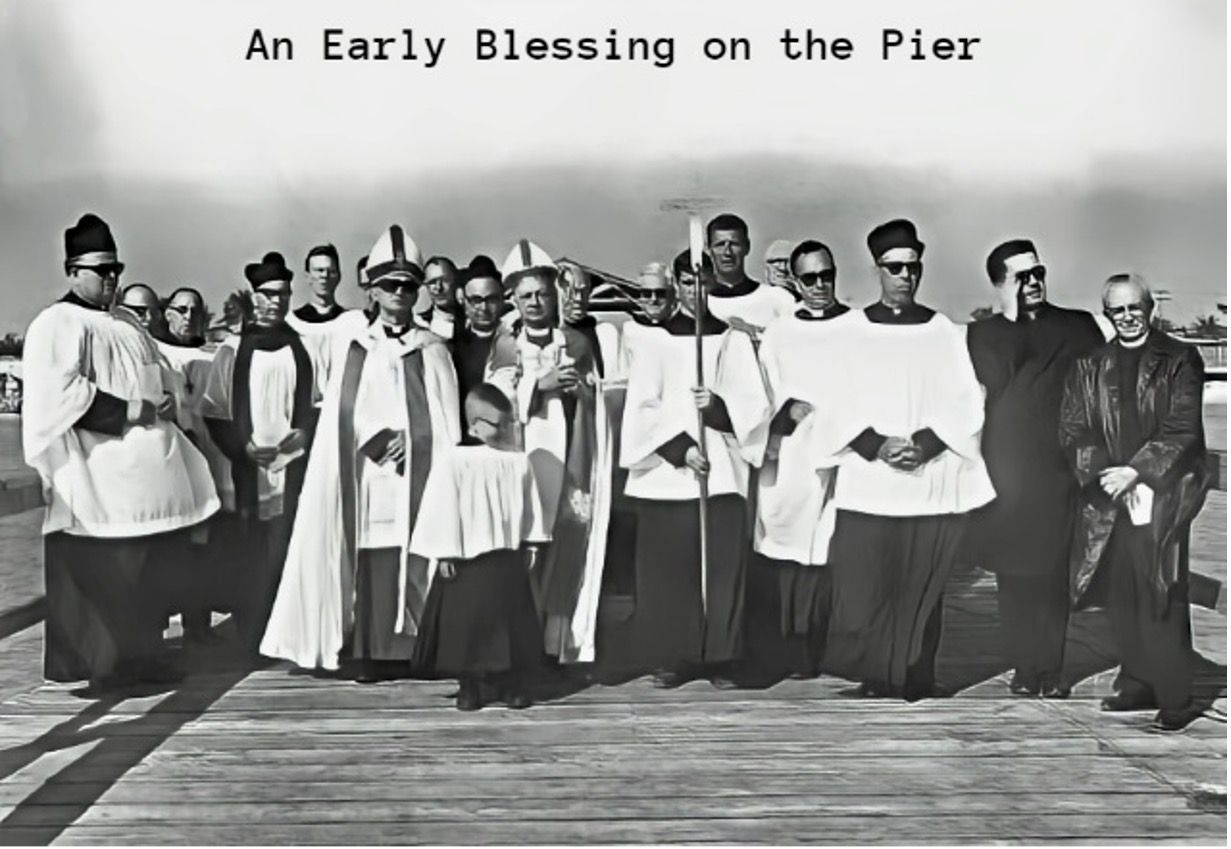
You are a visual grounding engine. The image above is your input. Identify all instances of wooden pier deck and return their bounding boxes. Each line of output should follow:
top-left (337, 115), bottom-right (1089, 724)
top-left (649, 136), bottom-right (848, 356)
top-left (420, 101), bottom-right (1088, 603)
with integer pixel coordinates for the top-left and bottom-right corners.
top-left (0, 547), bottom-right (1224, 845)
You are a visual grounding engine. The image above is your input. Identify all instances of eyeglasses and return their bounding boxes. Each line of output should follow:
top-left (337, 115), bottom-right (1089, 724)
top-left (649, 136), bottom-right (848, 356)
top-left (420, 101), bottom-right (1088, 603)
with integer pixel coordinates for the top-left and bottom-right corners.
top-left (1104, 303), bottom-right (1148, 319)
top-left (122, 304), bottom-right (150, 316)
top-left (766, 258), bottom-right (790, 267)
top-left (464, 294), bottom-right (504, 307)
top-left (1014, 265), bottom-right (1047, 285)
top-left (877, 261), bottom-right (922, 277)
top-left (375, 279), bottom-right (418, 294)
top-left (167, 304), bottom-right (202, 315)
top-left (638, 289), bottom-right (671, 302)
top-left (795, 270), bottom-right (837, 288)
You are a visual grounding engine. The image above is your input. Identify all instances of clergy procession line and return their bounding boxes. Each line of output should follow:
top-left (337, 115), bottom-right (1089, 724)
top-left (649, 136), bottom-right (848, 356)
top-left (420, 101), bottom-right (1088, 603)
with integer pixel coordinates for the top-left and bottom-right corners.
top-left (21, 211), bottom-right (1212, 731)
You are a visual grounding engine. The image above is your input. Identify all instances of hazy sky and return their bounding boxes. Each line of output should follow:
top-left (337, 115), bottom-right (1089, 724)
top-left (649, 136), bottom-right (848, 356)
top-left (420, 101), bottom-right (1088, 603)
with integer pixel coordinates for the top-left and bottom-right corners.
top-left (0, 0), bottom-right (1225, 331)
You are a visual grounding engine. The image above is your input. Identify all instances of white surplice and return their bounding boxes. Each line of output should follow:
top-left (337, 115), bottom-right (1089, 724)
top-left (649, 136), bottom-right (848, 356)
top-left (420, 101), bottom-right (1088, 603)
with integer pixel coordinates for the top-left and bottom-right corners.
top-left (22, 302), bottom-right (219, 537)
top-left (747, 310), bottom-right (857, 565)
top-left (159, 341), bottom-right (235, 513)
top-left (706, 281), bottom-right (797, 330)
top-left (260, 326), bottom-right (460, 670)
top-left (812, 311), bottom-right (995, 517)
top-left (199, 333), bottom-right (329, 521)
top-left (620, 317), bottom-right (770, 502)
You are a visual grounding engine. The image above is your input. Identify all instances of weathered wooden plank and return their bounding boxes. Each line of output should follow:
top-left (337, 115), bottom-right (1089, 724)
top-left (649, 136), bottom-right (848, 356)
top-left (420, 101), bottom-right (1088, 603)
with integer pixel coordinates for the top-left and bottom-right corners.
top-left (2, 793), bottom-right (1213, 827)
top-left (15, 813), bottom-right (1227, 846)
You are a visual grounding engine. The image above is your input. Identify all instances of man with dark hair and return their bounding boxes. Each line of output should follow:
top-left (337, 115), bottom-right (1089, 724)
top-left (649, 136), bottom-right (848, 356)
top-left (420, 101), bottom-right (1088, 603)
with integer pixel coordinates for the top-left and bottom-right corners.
top-left (1059, 274), bottom-right (1210, 732)
top-left (452, 256), bottom-right (511, 430)
top-left (823, 219), bottom-right (994, 701)
top-left (703, 213), bottom-right (796, 342)
top-left (201, 251), bottom-right (329, 655)
top-left (418, 256), bottom-right (463, 343)
top-left (23, 214), bottom-right (219, 691)
top-left (743, 238), bottom-right (851, 682)
top-left (621, 249), bottom-right (768, 688)
top-left (966, 239), bottom-right (1104, 697)
top-left (289, 244), bottom-right (366, 347)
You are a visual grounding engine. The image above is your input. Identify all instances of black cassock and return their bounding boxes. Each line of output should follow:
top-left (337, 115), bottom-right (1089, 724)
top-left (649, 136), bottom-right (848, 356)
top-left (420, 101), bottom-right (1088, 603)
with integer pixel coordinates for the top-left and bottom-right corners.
top-left (966, 304), bottom-right (1102, 686)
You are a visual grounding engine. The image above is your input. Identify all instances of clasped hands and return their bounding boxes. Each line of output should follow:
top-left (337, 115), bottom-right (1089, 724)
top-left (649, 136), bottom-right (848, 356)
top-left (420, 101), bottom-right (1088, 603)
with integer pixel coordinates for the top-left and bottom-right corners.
top-left (537, 364), bottom-right (589, 395)
top-left (876, 435), bottom-right (926, 472)
top-left (246, 427), bottom-right (310, 468)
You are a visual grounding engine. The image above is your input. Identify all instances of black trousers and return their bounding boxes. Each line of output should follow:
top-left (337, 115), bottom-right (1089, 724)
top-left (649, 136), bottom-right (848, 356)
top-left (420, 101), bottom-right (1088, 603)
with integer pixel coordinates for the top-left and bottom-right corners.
top-left (234, 513), bottom-right (294, 652)
top-left (44, 531), bottom-right (183, 682)
top-left (995, 569), bottom-right (1069, 683)
top-left (1104, 517), bottom-right (1193, 710)
top-left (351, 548), bottom-right (416, 662)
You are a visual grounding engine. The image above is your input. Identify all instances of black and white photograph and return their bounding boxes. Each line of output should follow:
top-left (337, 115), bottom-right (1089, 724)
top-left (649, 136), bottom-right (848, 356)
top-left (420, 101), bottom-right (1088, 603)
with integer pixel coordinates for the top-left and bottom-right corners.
top-left (0, 0), bottom-right (1226, 844)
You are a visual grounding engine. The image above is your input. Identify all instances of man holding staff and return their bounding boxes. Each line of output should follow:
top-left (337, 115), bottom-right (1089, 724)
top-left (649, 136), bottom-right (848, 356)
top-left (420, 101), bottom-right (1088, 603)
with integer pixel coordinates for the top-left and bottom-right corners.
top-left (620, 247), bottom-right (767, 688)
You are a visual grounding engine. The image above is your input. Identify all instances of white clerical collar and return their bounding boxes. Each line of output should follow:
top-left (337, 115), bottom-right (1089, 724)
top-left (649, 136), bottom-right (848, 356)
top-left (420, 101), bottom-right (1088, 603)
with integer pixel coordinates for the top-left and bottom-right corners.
top-left (470, 327), bottom-right (495, 339)
top-left (1117, 335), bottom-right (1149, 349)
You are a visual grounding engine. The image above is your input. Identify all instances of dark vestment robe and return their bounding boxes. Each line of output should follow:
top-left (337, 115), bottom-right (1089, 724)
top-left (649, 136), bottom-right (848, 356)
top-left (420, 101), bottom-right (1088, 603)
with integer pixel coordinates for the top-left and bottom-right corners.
top-left (1059, 330), bottom-right (1209, 708)
top-left (413, 548), bottom-right (545, 678)
top-left (293, 303), bottom-right (347, 324)
top-left (451, 327), bottom-right (499, 425)
top-left (966, 304), bottom-right (1103, 681)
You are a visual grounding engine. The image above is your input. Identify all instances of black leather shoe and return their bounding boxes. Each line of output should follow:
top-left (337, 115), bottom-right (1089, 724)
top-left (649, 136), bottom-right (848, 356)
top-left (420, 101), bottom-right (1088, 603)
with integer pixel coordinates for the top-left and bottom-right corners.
top-left (1040, 680), bottom-right (1072, 699)
top-left (1151, 703), bottom-right (1204, 733)
top-left (456, 679), bottom-right (483, 711)
top-left (1101, 691), bottom-right (1157, 712)
top-left (708, 676), bottom-right (742, 691)
top-left (651, 670), bottom-right (686, 689)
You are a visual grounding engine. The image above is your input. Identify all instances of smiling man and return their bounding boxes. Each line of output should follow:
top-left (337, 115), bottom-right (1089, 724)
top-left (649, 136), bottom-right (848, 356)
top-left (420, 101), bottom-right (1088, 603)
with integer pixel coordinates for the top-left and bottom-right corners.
top-left (1059, 273), bottom-right (1210, 732)
top-left (966, 239), bottom-right (1103, 698)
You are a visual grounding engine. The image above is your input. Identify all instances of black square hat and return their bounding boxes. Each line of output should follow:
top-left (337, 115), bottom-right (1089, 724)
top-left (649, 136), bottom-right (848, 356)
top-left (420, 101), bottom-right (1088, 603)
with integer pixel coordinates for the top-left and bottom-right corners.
top-left (65, 213), bottom-right (123, 269)
top-left (867, 219), bottom-right (925, 259)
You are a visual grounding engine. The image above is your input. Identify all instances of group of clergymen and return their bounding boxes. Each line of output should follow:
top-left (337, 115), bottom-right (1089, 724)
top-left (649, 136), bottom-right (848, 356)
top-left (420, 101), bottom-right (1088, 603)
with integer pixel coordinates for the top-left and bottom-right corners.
top-left (21, 210), bottom-right (1211, 730)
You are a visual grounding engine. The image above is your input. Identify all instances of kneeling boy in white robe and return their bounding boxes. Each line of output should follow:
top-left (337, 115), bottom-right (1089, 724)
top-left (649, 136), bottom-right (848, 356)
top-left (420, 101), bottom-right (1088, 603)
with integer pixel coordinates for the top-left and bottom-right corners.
top-left (411, 384), bottom-right (548, 711)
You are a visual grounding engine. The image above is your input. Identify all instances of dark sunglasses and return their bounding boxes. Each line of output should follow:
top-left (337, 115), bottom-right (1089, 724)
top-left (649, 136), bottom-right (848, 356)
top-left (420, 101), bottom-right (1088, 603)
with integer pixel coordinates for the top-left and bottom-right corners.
top-left (638, 289), bottom-right (671, 301)
top-left (1104, 303), bottom-right (1148, 319)
top-left (878, 261), bottom-right (922, 277)
top-left (1014, 265), bottom-right (1047, 285)
top-left (796, 270), bottom-right (837, 288)
top-left (123, 304), bottom-right (150, 316)
top-left (167, 304), bottom-right (203, 315)
top-left (375, 279), bottom-right (418, 294)
top-left (79, 263), bottom-right (125, 277)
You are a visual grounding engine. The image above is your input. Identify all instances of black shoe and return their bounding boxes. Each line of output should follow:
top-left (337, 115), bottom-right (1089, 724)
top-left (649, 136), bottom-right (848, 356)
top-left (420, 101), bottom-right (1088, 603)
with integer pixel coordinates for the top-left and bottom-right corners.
top-left (651, 669), bottom-right (687, 689)
top-left (1101, 691), bottom-right (1157, 712)
top-left (456, 679), bottom-right (483, 712)
top-left (1151, 703), bottom-right (1205, 733)
top-left (505, 692), bottom-right (533, 710)
top-left (1009, 671), bottom-right (1040, 696)
top-left (708, 676), bottom-right (742, 691)
top-left (1039, 676), bottom-right (1071, 700)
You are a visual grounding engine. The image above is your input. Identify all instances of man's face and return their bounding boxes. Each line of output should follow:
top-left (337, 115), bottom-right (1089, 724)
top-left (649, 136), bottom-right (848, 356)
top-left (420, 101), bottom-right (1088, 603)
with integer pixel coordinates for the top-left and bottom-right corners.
top-left (514, 274), bottom-right (558, 330)
top-left (424, 262), bottom-right (458, 311)
top-left (252, 279), bottom-right (292, 326)
top-left (70, 264), bottom-right (122, 308)
top-left (637, 272), bottom-right (676, 324)
top-left (675, 266), bottom-right (714, 316)
top-left (875, 247), bottom-right (922, 307)
top-left (1104, 282), bottom-right (1152, 344)
top-left (306, 254), bottom-right (340, 302)
top-left (559, 265), bottom-right (593, 324)
top-left (765, 256), bottom-right (791, 288)
top-left (462, 277), bottom-right (504, 332)
top-left (119, 287), bottom-right (160, 330)
top-left (793, 250), bottom-right (837, 311)
top-left (372, 277), bottom-right (419, 322)
top-left (466, 400), bottom-right (515, 448)
top-left (166, 291), bottom-right (206, 341)
top-left (1001, 251), bottom-right (1047, 311)
top-left (708, 228), bottom-right (749, 281)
